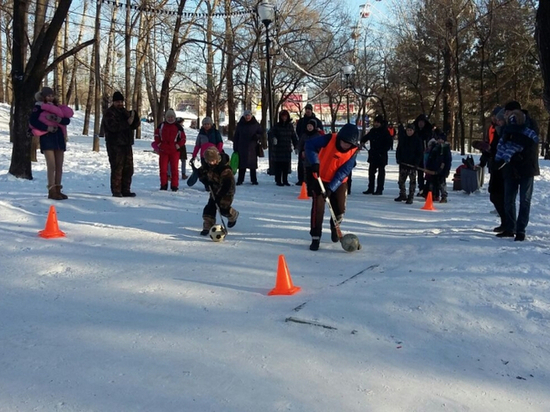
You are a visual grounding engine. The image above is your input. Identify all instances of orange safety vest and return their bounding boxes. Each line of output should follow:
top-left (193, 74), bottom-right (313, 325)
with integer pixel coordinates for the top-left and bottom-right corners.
top-left (318, 133), bottom-right (358, 183)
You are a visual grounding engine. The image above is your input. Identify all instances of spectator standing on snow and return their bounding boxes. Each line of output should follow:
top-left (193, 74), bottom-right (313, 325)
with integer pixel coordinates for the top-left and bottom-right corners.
top-left (29, 86), bottom-right (73, 200)
top-left (297, 119), bottom-right (323, 196)
top-left (154, 109), bottom-right (185, 191)
top-left (414, 114), bottom-right (434, 196)
top-left (395, 123), bottom-right (423, 204)
top-left (360, 114), bottom-right (393, 195)
top-left (495, 101), bottom-right (540, 241)
top-left (425, 131), bottom-right (452, 203)
top-left (103, 91), bottom-right (141, 197)
top-left (268, 110), bottom-right (298, 186)
top-left (191, 116), bottom-right (223, 166)
top-left (233, 110), bottom-right (263, 185)
top-left (295, 104), bottom-right (324, 185)
top-left (305, 123), bottom-right (361, 251)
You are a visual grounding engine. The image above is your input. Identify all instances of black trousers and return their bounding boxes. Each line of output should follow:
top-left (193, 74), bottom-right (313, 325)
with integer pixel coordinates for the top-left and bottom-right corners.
top-left (107, 144), bottom-right (134, 194)
top-left (237, 168), bottom-right (257, 184)
top-left (309, 181), bottom-right (347, 239)
top-left (273, 161), bottom-right (290, 185)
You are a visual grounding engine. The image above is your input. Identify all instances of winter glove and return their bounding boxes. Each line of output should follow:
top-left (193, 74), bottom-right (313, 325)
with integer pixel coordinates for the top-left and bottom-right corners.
top-left (323, 189), bottom-right (332, 199)
top-left (47, 126), bottom-right (58, 133)
top-left (310, 163), bottom-right (320, 174)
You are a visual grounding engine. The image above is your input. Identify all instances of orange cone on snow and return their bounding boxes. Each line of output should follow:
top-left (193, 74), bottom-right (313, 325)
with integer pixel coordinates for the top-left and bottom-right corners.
top-left (297, 182), bottom-right (309, 199)
top-left (38, 205), bottom-right (66, 239)
top-left (421, 191), bottom-right (436, 211)
top-left (268, 255), bottom-right (301, 296)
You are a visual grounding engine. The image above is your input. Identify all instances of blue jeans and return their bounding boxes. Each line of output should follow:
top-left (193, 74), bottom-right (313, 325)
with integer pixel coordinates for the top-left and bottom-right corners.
top-left (503, 176), bottom-right (534, 235)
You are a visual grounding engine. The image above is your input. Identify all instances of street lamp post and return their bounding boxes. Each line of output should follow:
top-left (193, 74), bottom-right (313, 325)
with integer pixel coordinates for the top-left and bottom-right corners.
top-left (342, 64), bottom-right (354, 123)
top-left (258, 0), bottom-right (275, 174)
top-left (258, 0), bottom-right (275, 130)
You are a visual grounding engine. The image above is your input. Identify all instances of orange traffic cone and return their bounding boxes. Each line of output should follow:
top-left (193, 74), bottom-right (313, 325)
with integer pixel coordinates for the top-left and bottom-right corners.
top-left (268, 255), bottom-right (301, 296)
top-left (38, 205), bottom-right (66, 239)
top-left (297, 182), bottom-right (309, 199)
top-left (421, 191), bottom-right (436, 211)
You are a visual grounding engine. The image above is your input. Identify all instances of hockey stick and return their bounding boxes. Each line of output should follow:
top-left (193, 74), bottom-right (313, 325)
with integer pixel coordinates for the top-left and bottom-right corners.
top-left (210, 190), bottom-right (228, 235)
top-left (400, 162), bottom-right (438, 175)
top-left (315, 174), bottom-right (361, 252)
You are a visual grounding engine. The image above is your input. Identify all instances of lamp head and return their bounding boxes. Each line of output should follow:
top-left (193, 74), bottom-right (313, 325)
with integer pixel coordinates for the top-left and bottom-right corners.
top-left (258, 1), bottom-right (275, 26)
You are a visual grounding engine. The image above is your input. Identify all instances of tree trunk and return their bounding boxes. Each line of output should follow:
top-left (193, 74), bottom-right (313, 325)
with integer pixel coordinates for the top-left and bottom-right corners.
top-left (125, 0), bottom-right (132, 102)
top-left (92, 0), bottom-right (102, 151)
top-left (536, 0), bottom-right (550, 114)
top-left (0, 7), bottom-right (4, 103)
top-left (103, 1), bottom-right (119, 113)
top-left (83, 49), bottom-right (94, 136)
top-left (66, 0), bottom-right (87, 105)
top-left (224, 1), bottom-right (235, 140)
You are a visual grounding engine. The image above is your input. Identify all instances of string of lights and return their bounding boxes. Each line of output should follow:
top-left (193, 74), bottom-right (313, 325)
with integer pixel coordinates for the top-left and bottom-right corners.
top-left (100, 0), bottom-right (255, 18)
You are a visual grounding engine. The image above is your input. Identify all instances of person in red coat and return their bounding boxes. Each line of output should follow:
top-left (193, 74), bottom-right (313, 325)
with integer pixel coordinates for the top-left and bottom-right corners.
top-left (154, 109), bottom-right (186, 191)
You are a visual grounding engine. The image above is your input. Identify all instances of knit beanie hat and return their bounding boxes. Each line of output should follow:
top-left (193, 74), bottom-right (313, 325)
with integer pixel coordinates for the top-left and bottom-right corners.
top-left (491, 106), bottom-right (503, 116)
top-left (204, 146), bottom-right (220, 163)
top-left (112, 91), bottom-right (124, 102)
top-left (41, 87), bottom-right (54, 97)
top-left (374, 114), bottom-right (384, 124)
top-left (406, 123), bottom-right (415, 130)
top-left (305, 104), bottom-right (313, 110)
top-left (243, 110), bottom-right (252, 116)
top-left (504, 100), bottom-right (521, 111)
top-left (307, 119), bottom-right (317, 128)
top-left (165, 109), bottom-right (176, 122)
top-left (202, 116), bottom-right (213, 126)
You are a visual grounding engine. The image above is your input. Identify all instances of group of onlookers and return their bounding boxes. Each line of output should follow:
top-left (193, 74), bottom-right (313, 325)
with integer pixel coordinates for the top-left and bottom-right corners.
top-left (29, 86), bottom-right (541, 242)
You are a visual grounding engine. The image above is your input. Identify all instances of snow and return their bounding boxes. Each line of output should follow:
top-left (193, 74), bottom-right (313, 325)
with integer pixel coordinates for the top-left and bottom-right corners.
top-left (1, 103), bottom-right (549, 411)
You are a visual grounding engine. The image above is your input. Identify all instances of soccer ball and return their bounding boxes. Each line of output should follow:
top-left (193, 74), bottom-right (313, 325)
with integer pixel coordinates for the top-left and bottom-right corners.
top-left (209, 225), bottom-right (226, 242)
top-left (341, 233), bottom-right (361, 252)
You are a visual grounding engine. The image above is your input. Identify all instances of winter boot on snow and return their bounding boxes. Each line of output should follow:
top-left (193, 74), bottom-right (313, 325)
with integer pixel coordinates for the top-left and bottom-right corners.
top-left (160, 184), bottom-right (168, 190)
top-left (394, 194), bottom-right (407, 202)
top-left (57, 185), bottom-right (68, 200)
top-left (227, 210), bottom-right (239, 228)
top-left (48, 185), bottom-right (63, 200)
top-left (309, 237), bottom-right (320, 251)
top-left (405, 195), bottom-right (414, 205)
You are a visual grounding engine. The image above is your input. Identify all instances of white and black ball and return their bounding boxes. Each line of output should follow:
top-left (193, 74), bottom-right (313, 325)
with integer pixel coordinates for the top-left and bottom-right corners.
top-left (209, 225), bottom-right (226, 242)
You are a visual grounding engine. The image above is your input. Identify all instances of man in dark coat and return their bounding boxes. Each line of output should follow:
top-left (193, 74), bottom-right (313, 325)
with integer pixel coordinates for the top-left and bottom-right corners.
top-left (360, 114), bottom-right (393, 195)
top-left (233, 110), bottom-right (263, 185)
top-left (414, 114), bottom-right (434, 196)
top-left (295, 104), bottom-right (324, 185)
top-left (103, 91), bottom-right (141, 197)
top-left (496, 101), bottom-right (540, 241)
top-left (395, 123), bottom-right (424, 204)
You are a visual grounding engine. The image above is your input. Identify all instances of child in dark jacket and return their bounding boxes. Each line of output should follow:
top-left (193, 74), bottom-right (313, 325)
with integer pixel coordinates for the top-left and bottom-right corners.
top-left (395, 123), bottom-right (424, 204)
top-left (425, 132), bottom-right (452, 202)
top-left (198, 147), bottom-right (239, 235)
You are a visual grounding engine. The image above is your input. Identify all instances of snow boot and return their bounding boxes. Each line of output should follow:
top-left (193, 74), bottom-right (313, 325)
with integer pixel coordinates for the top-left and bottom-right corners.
top-left (228, 210), bottom-right (239, 228)
top-left (200, 229), bottom-right (210, 236)
top-left (405, 195), bottom-right (413, 205)
top-left (57, 185), bottom-right (68, 200)
top-left (309, 238), bottom-right (320, 251)
top-left (48, 185), bottom-right (63, 200)
top-left (394, 194), bottom-right (407, 202)
top-left (160, 184), bottom-right (168, 190)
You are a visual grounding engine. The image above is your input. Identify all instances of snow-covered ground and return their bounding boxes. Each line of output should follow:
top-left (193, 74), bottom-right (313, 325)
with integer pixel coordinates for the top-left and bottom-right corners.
top-left (1, 104), bottom-right (549, 412)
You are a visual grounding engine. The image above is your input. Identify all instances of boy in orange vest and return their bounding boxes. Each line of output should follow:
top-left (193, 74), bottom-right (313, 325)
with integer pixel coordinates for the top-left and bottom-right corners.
top-left (305, 124), bottom-right (361, 251)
